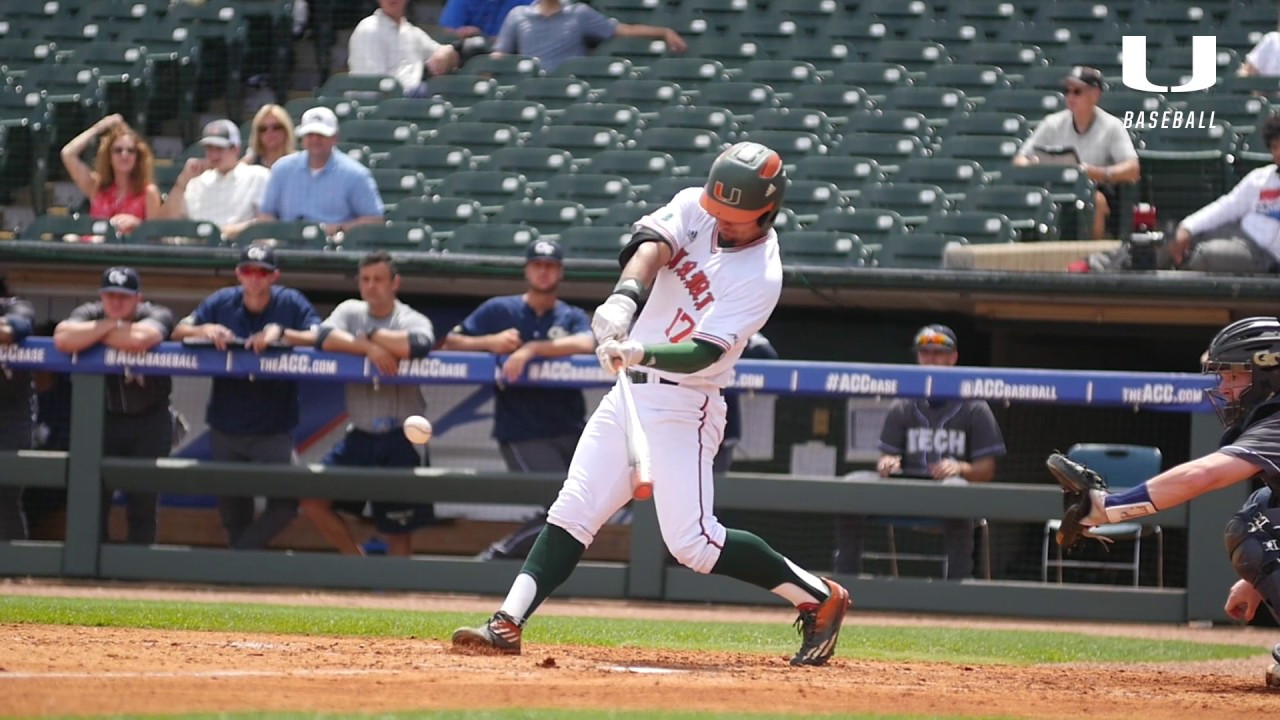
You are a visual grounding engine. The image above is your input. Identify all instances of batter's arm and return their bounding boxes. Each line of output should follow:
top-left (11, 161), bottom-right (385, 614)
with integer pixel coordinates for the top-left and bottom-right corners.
top-left (617, 233), bottom-right (673, 295)
top-left (639, 338), bottom-right (723, 373)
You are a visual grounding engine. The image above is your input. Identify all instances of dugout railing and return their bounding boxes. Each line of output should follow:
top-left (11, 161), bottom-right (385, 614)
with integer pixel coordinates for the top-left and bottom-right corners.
top-left (0, 339), bottom-right (1248, 623)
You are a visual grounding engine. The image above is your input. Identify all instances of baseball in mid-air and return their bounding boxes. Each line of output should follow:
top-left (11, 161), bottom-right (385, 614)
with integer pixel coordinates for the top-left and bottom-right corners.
top-left (403, 415), bottom-right (433, 445)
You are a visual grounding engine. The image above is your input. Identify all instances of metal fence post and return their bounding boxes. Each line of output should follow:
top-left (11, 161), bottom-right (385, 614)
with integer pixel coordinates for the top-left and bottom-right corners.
top-left (62, 373), bottom-right (105, 577)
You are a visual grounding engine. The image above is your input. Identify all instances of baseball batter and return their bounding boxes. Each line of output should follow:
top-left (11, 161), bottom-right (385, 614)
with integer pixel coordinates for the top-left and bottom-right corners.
top-left (453, 142), bottom-right (851, 666)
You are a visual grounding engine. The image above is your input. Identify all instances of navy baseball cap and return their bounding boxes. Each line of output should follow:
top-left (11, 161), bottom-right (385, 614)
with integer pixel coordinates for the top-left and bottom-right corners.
top-left (525, 238), bottom-right (564, 264)
top-left (238, 244), bottom-right (278, 271)
top-left (912, 324), bottom-right (957, 351)
top-left (100, 266), bottom-right (140, 295)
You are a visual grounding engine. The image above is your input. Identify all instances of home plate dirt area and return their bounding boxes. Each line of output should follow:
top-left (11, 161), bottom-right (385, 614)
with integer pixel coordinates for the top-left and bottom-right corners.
top-left (1, 584), bottom-right (1279, 719)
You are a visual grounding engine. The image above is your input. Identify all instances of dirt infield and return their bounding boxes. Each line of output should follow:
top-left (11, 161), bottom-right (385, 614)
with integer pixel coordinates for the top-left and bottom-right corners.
top-left (2, 581), bottom-right (1279, 719)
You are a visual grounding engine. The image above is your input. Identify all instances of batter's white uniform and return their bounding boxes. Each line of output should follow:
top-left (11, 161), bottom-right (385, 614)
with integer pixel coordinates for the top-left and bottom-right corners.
top-left (547, 187), bottom-right (783, 573)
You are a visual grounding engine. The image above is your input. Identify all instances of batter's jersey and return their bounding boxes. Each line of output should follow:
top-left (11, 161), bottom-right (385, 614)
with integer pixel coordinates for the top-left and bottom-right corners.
top-left (1219, 402), bottom-right (1280, 491)
top-left (322, 299), bottom-right (434, 433)
top-left (878, 398), bottom-right (1007, 477)
top-left (629, 187), bottom-right (783, 388)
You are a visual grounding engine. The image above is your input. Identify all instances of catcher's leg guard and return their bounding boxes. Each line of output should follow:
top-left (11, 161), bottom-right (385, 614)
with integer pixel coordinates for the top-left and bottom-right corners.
top-left (1224, 488), bottom-right (1280, 624)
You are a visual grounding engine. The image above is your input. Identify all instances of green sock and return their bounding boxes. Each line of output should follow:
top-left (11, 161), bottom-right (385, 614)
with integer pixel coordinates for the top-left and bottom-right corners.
top-left (518, 523), bottom-right (585, 618)
top-left (711, 529), bottom-right (828, 604)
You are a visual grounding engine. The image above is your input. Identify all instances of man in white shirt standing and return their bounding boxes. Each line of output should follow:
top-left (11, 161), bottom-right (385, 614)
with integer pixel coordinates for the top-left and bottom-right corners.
top-left (1171, 114), bottom-right (1280, 274)
top-left (162, 120), bottom-right (269, 243)
top-left (348, 0), bottom-right (462, 97)
top-left (1240, 32), bottom-right (1280, 78)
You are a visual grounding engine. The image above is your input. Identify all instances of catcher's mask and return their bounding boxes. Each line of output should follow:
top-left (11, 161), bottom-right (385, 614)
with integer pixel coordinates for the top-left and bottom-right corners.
top-left (699, 142), bottom-right (787, 232)
top-left (1203, 316), bottom-right (1280, 427)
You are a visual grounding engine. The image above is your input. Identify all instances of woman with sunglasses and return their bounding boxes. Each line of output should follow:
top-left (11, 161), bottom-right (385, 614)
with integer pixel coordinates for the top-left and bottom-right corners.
top-left (242, 104), bottom-right (297, 170)
top-left (59, 114), bottom-right (162, 240)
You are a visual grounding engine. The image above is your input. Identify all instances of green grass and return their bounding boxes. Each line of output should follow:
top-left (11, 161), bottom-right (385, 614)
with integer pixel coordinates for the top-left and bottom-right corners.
top-left (0, 594), bottom-right (1258, 665)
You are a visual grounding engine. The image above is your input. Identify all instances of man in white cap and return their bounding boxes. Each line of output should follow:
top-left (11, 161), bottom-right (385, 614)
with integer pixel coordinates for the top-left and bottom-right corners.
top-left (162, 119), bottom-right (270, 242)
top-left (349, 0), bottom-right (462, 97)
top-left (257, 107), bottom-right (384, 238)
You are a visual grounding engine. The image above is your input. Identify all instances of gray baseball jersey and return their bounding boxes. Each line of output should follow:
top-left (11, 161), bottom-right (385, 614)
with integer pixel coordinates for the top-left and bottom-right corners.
top-left (323, 299), bottom-right (435, 433)
top-left (878, 398), bottom-right (1006, 476)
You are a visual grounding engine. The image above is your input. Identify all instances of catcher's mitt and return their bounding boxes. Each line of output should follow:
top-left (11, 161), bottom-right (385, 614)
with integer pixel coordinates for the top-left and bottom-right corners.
top-left (1045, 453), bottom-right (1111, 550)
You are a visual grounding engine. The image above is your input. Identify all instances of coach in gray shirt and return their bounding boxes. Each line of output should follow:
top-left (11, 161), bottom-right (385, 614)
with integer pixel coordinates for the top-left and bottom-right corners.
top-left (493, 0), bottom-right (686, 72)
top-left (1014, 66), bottom-right (1140, 240)
top-left (298, 251), bottom-right (438, 557)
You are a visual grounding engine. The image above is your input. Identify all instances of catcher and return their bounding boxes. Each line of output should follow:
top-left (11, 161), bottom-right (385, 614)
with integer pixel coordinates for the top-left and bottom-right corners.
top-left (1048, 316), bottom-right (1280, 689)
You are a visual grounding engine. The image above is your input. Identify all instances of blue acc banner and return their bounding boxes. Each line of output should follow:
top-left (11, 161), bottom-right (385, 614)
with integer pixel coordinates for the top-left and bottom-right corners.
top-left (0, 338), bottom-right (1215, 411)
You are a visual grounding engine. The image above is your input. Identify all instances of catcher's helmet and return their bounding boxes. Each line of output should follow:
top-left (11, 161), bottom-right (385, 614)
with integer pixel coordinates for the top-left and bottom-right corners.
top-left (1203, 316), bottom-right (1280, 426)
top-left (699, 142), bottom-right (787, 229)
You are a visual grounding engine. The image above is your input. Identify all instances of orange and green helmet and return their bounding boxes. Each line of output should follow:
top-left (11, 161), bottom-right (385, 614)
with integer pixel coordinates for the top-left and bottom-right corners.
top-left (699, 141), bottom-right (787, 229)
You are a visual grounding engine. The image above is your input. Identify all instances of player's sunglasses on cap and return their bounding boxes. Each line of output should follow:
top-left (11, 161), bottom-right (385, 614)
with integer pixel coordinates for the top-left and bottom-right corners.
top-left (912, 325), bottom-right (957, 351)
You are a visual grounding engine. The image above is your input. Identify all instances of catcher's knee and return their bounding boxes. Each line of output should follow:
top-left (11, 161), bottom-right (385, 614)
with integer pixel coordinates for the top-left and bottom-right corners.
top-left (1225, 493), bottom-right (1280, 612)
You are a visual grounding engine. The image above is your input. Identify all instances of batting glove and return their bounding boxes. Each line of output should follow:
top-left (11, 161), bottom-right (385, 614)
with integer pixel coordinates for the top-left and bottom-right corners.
top-left (596, 338), bottom-right (645, 374)
top-left (591, 294), bottom-right (637, 344)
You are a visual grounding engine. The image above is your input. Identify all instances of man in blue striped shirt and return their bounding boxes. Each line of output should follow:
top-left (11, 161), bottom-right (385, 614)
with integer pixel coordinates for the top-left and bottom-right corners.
top-left (493, 0), bottom-right (686, 73)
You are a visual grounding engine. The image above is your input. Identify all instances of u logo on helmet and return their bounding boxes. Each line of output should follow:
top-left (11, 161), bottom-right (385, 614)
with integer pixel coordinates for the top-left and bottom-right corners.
top-left (712, 182), bottom-right (742, 206)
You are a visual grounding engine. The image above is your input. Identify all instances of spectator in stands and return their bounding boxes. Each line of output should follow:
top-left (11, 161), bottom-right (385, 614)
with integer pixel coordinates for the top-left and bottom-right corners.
top-left (161, 120), bottom-right (269, 243)
top-left (349, 0), bottom-right (463, 97)
top-left (0, 277), bottom-right (35, 541)
top-left (257, 107), bottom-right (385, 238)
top-left (714, 333), bottom-right (778, 476)
top-left (1169, 114), bottom-right (1280, 273)
top-left (440, 239), bottom-right (595, 560)
top-left (171, 246), bottom-right (323, 550)
top-left (1013, 66), bottom-right (1140, 240)
top-left (493, 0), bottom-right (687, 73)
top-left (297, 251), bottom-right (438, 556)
top-left (439, 0), bottom-right (529, 39)
top-left (59, 114), bottom-right (161, 239)
top-left (1239, 31), bottom-right (1280, 77)
top-left (53, 267), bottom-right (176, 545)
top-left (243, 104), bottom-right (297, 170)
top-left (833, 325), bottom-right (1006, 580)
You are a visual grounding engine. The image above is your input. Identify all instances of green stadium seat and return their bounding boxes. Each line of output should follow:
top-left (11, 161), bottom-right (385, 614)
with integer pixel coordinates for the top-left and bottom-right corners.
top-left (492, 199), bottom-right (589, 236)
top-left (738, 129), bottom-right (827, 160)
top-left (781, 231), bottom-right (871, 267)
top-left (593, 36), bottom-right (676, 66)
top-left (981, 89), bottom-right (1065, 121)
top-left (446, 222), bottom-right (539, 257)
top-left (936, 134), bottom-right (1022, 167)
top-left (464, 99), bottom-right (548, 137)
top-left (19, 214), bottom-right (117, 243)
top-left (684, 37), bottom-right (764, 67)
top-left (844, 111), bottom-right (931, 141)
top-left (793, 155), bottom-right (886, 196)
top-left (1136, 122), bottom-right (1235, 225)
top-left (941, 111), bottom-right (1029, 139)
top-left (917, 18), bottom-right (986, 50)
top-left (999, 165), bottom-right (1097, 240)
top-left (649, 105), bottom-right (739, 141)
top-left (1096, 91), bottom-right (1168, 127)
top-left (635, 127), bottom-right (726, 165)
top-left (878, 232), bottom-right (968, 268)
top-left (424, 74), bottom-right (499, 109)
top-left (639, 177), bottom-right (702, 204)
top-left (484, 146), bottom-right (574, 185)
top-left (868, 40), bottom-right (951, 73)
top-left (783, 38), bottom-right (858, 74)
top-left (459, 55), bottom-right (543, 87)
top-left (732, 15), bottom-right (803, 48)
top-left (337, 222), bottom-right (432, 252)
top-left (366, 98), bottom-right (455, 132)
top-left (951, 43), bottom-right (1046, 71)
top-left (529, 125), bottom-right (626, 157)
top-left (641, 58), bottom-right (729, 97)
top-left (126, 219), bottom-right (221, 246)
top-left (919, 211), bottom-right (1016, 244)
top-left (427, 122), bottom-right (521, 157)
top-left (789, 85), bottom-right (874, 122)
top-left (596, 80), bottom-right (686, 113)
top-left (503, 77), bottom-right (593, 112)
top-left (1033, 1), bottom-right (1114, 44)
top-left (784, 179), bottom-right (846, 218)
top-left (812, 207), bottom-right (906, 243)
top-left (319, 74), bottom-right (404, 103)
top-left (597, 201), bottom-right (654, 227)
top-left (285, 96), bottom-right (360, 125)
top-left (918, 64), bottom-right (1010, 95)
top-left (1000, 24), bottom-right (1075, 58)
top-left (583, 149), bottom-right (677, 187)
top-left (861, 183), bottom-right (951, 225)
top-left (959, 185), bottom-right (1057, 241)
top-left (1040, 46), bottom-right (1124, 77)
top-left (1235, 131), bottom-right (1273, 183)
top-left (60, 42), bottom-right (152, 130)
top-left (745, 107), bottom-right (835, 145)
top-left (340, 119), bottom-right (420, 155)
top-left (820, 17), bottom-right (892, 49)
top-left (546, 56), bottom-right (637, 84)
top-left (543, 173), bottom-right (635, 208)
top-left (1180, 96), bottom-right (1268, 136)
top-left (829, 62), bottom-right (912, 96)
top-left (696, 82), bottom-right (779, 117)
top-left (896, 158), bottom-right (986, 200)
top-left (854, 0), bottom-right (933, 22)
top-left (372, 145), bottom-right (473, 183)
top-left (677, 0), bottom-right (751, 32)
top-left (436, 171), bottom-right (529, 212)
top-left (558, 225), bottom-right (633, 261)
top-left (736, 60), bottom-right (822, 96)
top-left (235, 221), bottom-right (328, 249)
top-left (554, 103), bottom-right (643, 139)
top-left (0, 38), bottom-right (56, 76)
top-left (389, 196), bottom-right (484, 235)
top-left (831, 132), bottom-right (927, 170)
top-left (370, 168), bottom-right (426, 207)
top-left (883, 86), bottom-right (971, 124)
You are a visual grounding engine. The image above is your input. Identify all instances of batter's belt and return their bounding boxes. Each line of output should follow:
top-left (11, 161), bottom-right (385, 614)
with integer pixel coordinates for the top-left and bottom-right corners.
top-left (626, 370), bottom-right (723, 395)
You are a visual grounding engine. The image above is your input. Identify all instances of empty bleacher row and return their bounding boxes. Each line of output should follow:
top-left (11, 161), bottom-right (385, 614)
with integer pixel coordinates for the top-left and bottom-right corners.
top-left (2, 0), bottom-right (1278, 268)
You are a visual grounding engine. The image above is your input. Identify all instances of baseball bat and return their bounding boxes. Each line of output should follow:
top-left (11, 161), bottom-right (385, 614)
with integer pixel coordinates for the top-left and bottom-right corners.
top-left (615, 371), bottom-right (653, 501)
